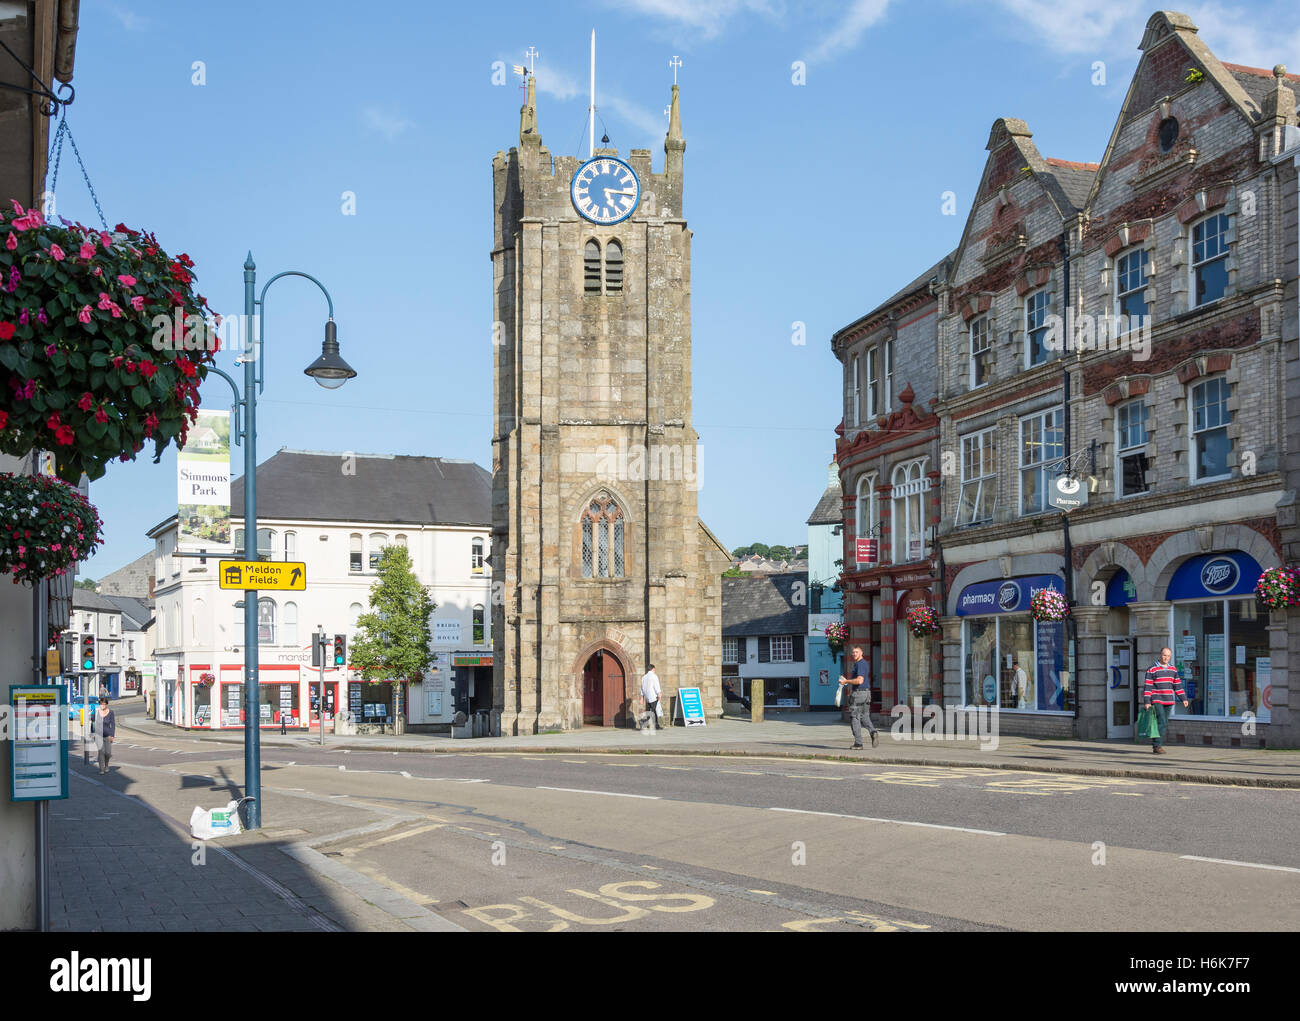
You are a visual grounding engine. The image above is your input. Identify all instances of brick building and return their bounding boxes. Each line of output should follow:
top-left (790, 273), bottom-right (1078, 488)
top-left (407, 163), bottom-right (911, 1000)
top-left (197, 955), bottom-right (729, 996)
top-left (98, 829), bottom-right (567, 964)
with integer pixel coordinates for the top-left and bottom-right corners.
top-left (490, 78), bottom-right (730, 733)
top-left (832, 10), bottom-right (1300, 747)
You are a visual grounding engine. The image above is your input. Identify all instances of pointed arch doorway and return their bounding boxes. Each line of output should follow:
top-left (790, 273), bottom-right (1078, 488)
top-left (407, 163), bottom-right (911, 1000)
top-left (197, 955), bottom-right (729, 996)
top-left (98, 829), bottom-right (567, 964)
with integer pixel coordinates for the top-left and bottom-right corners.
top-left (582, 649), bottom-right (626, 726)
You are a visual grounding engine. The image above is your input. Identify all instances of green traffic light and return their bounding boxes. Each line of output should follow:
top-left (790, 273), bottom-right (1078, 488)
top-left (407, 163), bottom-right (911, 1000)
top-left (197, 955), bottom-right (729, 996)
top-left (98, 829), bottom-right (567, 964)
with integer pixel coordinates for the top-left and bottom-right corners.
top-left (82, 659), bottom-right (93, 670)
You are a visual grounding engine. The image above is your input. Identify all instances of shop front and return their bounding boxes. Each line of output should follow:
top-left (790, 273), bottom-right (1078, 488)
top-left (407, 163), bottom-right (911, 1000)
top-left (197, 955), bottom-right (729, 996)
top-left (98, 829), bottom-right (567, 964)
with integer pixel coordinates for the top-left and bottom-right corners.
top-left (452, 652), bottom-right (494, 716)
top-left (956, 575), bottom-right (1072, 724)
top-left (895, 589), bottom-right (941, 707)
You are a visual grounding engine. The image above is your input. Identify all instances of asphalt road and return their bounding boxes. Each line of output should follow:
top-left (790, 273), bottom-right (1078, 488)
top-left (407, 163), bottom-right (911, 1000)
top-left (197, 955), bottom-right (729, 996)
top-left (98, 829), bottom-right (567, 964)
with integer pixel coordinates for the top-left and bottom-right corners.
top-left (86, 705), bottom-right (1300, 931)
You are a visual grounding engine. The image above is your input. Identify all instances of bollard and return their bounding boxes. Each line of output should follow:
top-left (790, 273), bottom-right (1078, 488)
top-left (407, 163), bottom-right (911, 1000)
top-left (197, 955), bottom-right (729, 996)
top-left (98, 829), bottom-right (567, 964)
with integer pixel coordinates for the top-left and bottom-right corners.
top-left (752, 680), bottom-right (764, 724)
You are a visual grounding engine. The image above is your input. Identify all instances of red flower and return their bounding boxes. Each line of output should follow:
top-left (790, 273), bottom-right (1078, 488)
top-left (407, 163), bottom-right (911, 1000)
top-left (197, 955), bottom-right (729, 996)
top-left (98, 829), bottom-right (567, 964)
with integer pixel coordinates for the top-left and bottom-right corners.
top-left (138, 360), bottom-right (157, 380)
top-left (0, 411), bottom-right (7, 430)
top-left (0, 322), bottom-right (14, 340)
top-left (176, 355), bottom-right (197, 379)
top-left (112, 356), bottom-right (124, 369)
top-left (46, 413), bottom-right (61, 431)
top-left (77, 392), bottom-right (94, 411)
top-left (94, 407), bottom-right (108, 424)
top-left (143, 412), bottom-right (159, 438)
top-left (54, 425), bottom-right (74, 446)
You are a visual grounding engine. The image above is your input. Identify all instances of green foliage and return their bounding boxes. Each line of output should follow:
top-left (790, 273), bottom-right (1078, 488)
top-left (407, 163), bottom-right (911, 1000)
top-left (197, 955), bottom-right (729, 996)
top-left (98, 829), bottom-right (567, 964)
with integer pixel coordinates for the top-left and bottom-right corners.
top-left (722, 566), bottom-right (745, 577)
top-left (73, 577), bottom-right (98, 590)
top-left (349, 546), bottom-right (436, 685)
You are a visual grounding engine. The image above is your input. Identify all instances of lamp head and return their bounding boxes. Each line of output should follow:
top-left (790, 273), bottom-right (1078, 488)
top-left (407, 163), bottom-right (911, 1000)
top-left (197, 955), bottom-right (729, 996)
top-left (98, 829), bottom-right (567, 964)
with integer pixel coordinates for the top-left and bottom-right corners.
top-left (304, 318), bottom-right (356, 390)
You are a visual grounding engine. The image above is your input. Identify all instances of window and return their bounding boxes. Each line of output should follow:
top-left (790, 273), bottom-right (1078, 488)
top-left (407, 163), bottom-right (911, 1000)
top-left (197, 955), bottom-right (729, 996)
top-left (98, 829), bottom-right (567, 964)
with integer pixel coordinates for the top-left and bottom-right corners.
top-left (1191, 377), bottom-right (1232, 481)
top-left (963, 614), bottom-right (1066, 711)
top-left (1192, 213), bottom-right (1229, 306)
top-left (258, 599), bottom-right (276, 645)
top-left (394, 534), bottom-right (407, 549)
top-left (233, 602), bottom-right (243, 638)
top-left (957, 428), bottom-right (997, 524)
top-left (284, 531), bottom-right (296, 561)
top-left (283, 602), bottom-right (298, 647)
top-left (369, 533), bottom-right (387, 571)
top-left (1170, 599), bottom-right (1269, 719)
top-left (192, 598), bottom-right (204, 643)
top-left (170, 599), bottom-right (180, 646)
top-left (866, 347), bottom-right (878, 419)
top-left (350, 534), bottom-right (362, 573)
top-left (471, 537), bottom-right (485, 574)
top-left (722, 637), bottom-right (739, 664)
top-left (1116, 400), bottom-right (1150, 496)
top-left (257, 528), bottom-right (274, 561)
top-left (581, 495), bottom-right (625, 578)
top-left (970, 317), bottom-right (990, 388)
top-left (1025, 289), bottom-right (1052, 367)
top-left (473, 605), bottom-right (485, 645)
top-left (127, 641), bottom-right (135, 660)
top-left (1019, 409), bottom-right (1064, 515)
top-left (109, 616), bottom-right (118, 636)
top-left (1116, 248), bottom-right (1149, 320)
top-left (883, 338), bottom-right (893, 412)
top-left (109, 645), bottom-right (117, 664)
top-left (854, 474), bottom-right (877, 562)
top-left (1158, 117), bottom-right (1179, 152)
top-left (605, 240), bottom-right (623, 293)
top-left (234, 528), bottom-right (244, 552)
top-left (349, 602), bottom-right (363, 629)
top-left (584, 240), bottom-right (602, 293)
top-left (770, 636), bottom-right (793, 663)
top-left (850, 356), bottom-right (860, 426)
top-left (891, 459), bottom-right (930, 562)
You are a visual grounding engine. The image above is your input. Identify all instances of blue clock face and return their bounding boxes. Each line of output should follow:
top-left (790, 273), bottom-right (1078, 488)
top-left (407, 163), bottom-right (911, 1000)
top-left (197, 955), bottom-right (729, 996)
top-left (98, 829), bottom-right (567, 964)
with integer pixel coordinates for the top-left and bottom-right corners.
top-left (571, 157), bottom-right (640, 224)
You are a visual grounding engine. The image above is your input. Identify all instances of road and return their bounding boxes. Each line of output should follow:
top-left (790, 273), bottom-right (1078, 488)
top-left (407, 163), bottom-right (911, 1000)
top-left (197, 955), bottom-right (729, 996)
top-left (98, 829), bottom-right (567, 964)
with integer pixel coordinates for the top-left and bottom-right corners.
top-left (74, 702), bottom-right (1300, 932)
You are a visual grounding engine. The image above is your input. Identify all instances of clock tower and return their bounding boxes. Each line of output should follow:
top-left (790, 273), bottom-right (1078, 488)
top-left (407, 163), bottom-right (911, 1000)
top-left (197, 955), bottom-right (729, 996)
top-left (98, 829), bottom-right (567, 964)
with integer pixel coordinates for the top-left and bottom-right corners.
top-left (490, 77), bottom-right (730, 733)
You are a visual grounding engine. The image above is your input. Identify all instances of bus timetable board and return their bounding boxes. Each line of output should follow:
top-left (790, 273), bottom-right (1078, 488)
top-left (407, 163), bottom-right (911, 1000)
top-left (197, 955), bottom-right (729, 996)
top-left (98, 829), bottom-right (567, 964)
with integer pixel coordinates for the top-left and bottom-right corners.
top-left (10, 686), bottom-right (69, 802)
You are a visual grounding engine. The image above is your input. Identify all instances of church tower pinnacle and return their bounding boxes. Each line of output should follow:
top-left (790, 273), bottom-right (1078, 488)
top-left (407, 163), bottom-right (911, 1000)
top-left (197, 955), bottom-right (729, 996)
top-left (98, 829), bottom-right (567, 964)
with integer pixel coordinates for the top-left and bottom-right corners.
top-left (665, 83), bottom-right (684, 179)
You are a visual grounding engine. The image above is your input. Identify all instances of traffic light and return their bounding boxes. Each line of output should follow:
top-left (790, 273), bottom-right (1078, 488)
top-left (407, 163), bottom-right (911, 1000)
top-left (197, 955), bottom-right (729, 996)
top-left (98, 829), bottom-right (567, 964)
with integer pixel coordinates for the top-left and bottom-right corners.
top-left (81, 634), bottom-right (95, 671)
top-left (333, 634), bottom-right (346, 667)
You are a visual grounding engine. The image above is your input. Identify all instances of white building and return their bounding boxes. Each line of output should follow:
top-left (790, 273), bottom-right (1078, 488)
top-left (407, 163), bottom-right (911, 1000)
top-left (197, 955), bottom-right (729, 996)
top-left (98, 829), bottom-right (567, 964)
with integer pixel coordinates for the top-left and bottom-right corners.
top-left (721, 573), bottom-right (809, 709)
top-left (65, 590), bottom-right (126, 698)
top-left (147, 450), bottom-right (493, 732)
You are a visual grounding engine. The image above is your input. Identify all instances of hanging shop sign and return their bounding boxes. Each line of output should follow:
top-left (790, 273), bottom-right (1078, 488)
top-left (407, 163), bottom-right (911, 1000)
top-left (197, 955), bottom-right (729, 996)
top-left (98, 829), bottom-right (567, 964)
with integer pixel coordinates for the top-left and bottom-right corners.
top-left (1047, 474), bottom-right (1087, 512)
top-left (855, 538), bottom-right (878, 564)
top-left (177, 409), bottom-right (232, 551)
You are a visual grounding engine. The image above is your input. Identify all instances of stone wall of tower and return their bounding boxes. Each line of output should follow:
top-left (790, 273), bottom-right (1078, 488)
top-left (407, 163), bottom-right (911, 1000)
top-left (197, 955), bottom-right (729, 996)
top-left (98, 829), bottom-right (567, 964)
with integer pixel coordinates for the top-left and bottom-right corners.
top-left (491, 118), bottom-right (724, 734)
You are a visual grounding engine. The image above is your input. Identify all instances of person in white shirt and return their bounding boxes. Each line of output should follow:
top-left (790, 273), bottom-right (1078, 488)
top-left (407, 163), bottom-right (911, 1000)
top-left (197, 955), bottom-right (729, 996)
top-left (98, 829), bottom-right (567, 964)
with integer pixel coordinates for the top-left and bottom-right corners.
top-left (1012, 658), bottom-right (1028, 709)
top-left (640, 665), bottom-right (662, 730)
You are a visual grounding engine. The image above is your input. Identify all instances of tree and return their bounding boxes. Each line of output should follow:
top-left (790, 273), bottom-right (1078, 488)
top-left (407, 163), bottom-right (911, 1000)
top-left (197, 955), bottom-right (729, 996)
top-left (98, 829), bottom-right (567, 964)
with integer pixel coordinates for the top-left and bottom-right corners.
top-left (722, 566), bottom-right (745, 577)
top-left (73, 578), bottom-right (97, 590)
top-left (348, 546), bottom-right (435, 710)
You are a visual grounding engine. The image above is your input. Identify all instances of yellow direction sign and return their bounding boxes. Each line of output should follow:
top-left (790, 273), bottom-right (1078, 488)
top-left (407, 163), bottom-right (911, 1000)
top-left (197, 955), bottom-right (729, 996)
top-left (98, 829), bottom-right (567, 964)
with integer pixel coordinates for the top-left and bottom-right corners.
top-left (218, 560), bottom-right (307, 591)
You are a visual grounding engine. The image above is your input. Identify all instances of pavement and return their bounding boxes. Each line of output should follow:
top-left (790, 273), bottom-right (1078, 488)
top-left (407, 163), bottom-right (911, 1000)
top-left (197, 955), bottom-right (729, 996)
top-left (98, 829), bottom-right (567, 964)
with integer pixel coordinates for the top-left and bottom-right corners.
top-left (118, 701), bottom-right (1300, 788)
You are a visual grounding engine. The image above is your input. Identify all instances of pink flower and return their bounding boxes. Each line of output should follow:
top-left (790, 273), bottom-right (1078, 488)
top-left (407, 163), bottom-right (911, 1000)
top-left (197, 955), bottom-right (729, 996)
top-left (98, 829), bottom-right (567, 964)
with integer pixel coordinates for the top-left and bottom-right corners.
top-left (130, 295), bottom-right (145, 312)
top-left (49, 243), bottom-right (65, 261)
top-left (4, 233), bottom-right (14, 251)
top-left (99, 232), bottom-right (112, 250)
top-left (78, 242), bottom-right (95, 260)
top-left (117, 274), bottom-right (137, 287)
top-left (19, 309), bottom-right (29, 325)
top-left (51, 543), bottom-right (61, 552)
top-left (44, 344), bottom-right (56, 357)
top-left (36, 309), bottom-right (47, 325)
top-left (97, 292), bottom-right (114, 310)
top-left (77, 392), bottom-right (93, 411)
top-left (78, 305), bottom-right (92, 324)
top-left (109, 303), bottom-right (122, 318)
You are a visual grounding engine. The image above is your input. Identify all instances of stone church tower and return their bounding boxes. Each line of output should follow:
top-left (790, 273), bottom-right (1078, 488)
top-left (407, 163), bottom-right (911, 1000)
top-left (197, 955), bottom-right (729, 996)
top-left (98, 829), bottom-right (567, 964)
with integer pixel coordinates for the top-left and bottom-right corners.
top-left (490, 77), bottom-right (730, 733)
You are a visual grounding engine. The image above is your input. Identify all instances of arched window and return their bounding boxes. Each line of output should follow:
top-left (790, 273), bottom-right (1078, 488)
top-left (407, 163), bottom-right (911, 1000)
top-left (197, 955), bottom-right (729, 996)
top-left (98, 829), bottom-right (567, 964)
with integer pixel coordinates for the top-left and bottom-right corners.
top-left (605, 240), bottom-right (623, 293)
top-left (850, 357), bottom-right (860, 426)
top-left (369, 533), bottom-right (387, 571)
top-left (349, 533), bottom-right (362, 573)
top-left (854, 474), bottom-right (877, 564)
top-left (257, 528), bottom-right (274, 561)
top-left (283, 602), bottom-right (298, 647)
top-left (394, 533), bottom-right (407, 549)
top-left (283, 531), bottom-right (296, 561)
top-left (584, 240), bottom-right (602, 293)
top-left (349, 602), bottom-right (363, 630)
top-left (581, 494), bottom-right (625, 579)
top-left (473, 605), bottom-right (485, 645)
top-left (891, 459), bottom-right (930, 563)
top-left (258, 599), bottom-right (276, 645)
top-left (234, 528), bottom-right (244, 552)
top-left (471, 537), bottom-right (484, 573)
top-left (192, 597), bottom-right (205, 643)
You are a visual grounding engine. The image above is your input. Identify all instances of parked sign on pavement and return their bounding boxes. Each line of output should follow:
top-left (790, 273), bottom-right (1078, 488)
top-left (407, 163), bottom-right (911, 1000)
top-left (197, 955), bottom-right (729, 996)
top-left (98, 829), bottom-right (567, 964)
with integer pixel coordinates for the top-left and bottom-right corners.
top-left (674, 687), bottom-right (706, 727)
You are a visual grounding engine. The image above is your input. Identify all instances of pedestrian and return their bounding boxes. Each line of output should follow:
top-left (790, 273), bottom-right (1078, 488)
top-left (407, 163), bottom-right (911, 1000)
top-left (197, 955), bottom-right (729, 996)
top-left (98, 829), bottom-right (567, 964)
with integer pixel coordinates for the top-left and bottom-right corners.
top-left (1012, 658), bottom-right (1028, 709)
top-left (839, 646), bottom-right (877, 749)
top-left (640, 663), bottom-right (662, 731)
top-left (96, 697), bottom-right (115, 774)
top-left (1143, 646), bottom-right (1188, 754)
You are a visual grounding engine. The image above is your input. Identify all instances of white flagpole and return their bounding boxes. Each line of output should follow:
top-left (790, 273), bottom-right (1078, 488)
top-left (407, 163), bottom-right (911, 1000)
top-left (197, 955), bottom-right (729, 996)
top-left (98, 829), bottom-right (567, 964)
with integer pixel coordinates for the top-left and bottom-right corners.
top-left (589, 29), bottom-right (595, 158)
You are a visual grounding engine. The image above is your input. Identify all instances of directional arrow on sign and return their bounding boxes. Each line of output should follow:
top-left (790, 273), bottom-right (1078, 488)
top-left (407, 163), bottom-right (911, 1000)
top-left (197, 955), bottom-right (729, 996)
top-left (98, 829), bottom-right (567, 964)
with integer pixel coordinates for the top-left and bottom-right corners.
top-left (290, 567), bottom-right (302, 586)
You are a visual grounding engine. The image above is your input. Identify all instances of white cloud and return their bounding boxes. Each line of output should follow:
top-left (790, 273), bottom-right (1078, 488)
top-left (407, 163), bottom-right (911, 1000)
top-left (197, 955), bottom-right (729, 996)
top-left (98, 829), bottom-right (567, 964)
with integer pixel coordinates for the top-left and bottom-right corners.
top-left (609, 0), bottom-right (782, 39)
top-left (1181, 3), bottom-right (1300, 71)
top-left (363, 107), bottom-right (413, 140)
top-left (531, 61), bottom-right (665, 149)
top-left (109, 5), bottom-right (148, 31)
top-left (807, 0), bottom-right (891, 62)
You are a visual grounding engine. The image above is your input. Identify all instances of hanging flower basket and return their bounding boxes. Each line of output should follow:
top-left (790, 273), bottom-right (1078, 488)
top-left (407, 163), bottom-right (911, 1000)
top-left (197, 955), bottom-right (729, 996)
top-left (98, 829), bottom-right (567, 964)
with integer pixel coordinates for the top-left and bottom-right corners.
top-left (198, 672), bottom-right (215, 686)
top-left (0, 471), bottom-right (103, 585)
top-left (1029, 588), bottom-right (1070, 622)
top-left (906, 604), bottom-right (942, 638)
top-left (0, 202), bottom-right (216, 482)
top-left (1255, 566), bottom-right (1300, 610)
top-left (823, 619), bottom-right (848, 656)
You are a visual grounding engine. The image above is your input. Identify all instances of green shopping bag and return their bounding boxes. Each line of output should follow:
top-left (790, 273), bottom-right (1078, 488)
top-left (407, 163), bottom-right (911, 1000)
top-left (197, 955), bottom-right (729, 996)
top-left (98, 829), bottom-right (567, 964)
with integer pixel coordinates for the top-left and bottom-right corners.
top-left (1137, 706), bottom-right (1159, 739)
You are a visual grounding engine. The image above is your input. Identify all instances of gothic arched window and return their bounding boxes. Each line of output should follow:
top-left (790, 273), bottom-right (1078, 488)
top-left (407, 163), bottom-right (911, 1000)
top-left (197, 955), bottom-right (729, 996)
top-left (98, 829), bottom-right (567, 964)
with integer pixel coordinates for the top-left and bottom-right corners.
top-left (581, 494), bottom-right (625, 578)
top-left (584, 240), bottom-right (602, 293)
top-left (605, 240), bottom-right (623, 293)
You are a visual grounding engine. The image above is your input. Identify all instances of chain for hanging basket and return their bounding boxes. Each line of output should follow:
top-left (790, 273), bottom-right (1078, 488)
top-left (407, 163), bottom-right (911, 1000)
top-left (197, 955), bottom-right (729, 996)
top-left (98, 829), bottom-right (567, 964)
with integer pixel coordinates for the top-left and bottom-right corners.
top-left (48, 114), bottom-right (108, 231)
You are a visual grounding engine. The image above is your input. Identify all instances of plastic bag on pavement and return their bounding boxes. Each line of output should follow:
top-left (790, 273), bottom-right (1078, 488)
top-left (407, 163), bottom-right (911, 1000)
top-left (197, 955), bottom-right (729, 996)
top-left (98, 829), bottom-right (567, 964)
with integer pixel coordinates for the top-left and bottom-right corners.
top-left (190, 800), bottom-right (244, 840)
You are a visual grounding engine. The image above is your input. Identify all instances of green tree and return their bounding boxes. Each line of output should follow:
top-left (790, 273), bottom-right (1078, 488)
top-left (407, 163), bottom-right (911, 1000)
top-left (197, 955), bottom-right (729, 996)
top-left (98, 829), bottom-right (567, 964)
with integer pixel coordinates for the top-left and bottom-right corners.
top-left (722, 566), bottom-right (745, 577)
top-left (349, 546), bottom-right (436, 696)
top-left (73, 578), bottom-right (97, 590)
top-left (769, 545), bottom-right (791, 561)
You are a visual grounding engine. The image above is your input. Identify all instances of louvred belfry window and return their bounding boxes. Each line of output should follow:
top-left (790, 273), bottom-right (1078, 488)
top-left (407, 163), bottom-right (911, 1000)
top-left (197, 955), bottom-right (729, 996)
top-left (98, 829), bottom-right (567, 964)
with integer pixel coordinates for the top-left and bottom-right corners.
top-left (581, 494), bottom-right (625, 578)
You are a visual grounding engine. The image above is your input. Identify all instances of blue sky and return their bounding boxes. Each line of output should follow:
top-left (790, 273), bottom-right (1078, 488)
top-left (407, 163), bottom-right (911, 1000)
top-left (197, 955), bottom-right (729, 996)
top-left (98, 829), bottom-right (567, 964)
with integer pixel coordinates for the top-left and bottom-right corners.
top-left (71, 0), bottom-right (1298, 577)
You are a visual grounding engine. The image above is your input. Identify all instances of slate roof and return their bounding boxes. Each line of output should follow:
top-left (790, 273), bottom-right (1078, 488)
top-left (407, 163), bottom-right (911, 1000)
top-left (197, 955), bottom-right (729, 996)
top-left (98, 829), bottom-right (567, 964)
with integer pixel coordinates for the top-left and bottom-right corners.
top-left (806, 480), bottom-right (842, 526)
top-left (101, 595), bottom-right (153, 631)
top-left (72, 588), bottom-right (124, 614)
top-left (1041, 159), bottom-right (1098, 214)
top-left (722, 573), bottom-right (808, 637)
top-left (1223, 64), bottom-right (1299, 114)
top-left (95, 551), bottom-right (154, 599)
top-left (200, 449), bottom-right (490, 527)
top-left (834, 253), bottom-right (954, 343)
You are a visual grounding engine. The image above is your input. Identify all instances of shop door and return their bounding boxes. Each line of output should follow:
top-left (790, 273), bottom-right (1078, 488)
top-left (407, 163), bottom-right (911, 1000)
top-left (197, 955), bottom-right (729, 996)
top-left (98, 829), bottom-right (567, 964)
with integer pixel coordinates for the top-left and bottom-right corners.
top-left (582, 654), bottom-right (602, 724)
top-left (1106, 638), bottom-right (1134, 739)
top-left (602, 653), bottom-right (625, 727)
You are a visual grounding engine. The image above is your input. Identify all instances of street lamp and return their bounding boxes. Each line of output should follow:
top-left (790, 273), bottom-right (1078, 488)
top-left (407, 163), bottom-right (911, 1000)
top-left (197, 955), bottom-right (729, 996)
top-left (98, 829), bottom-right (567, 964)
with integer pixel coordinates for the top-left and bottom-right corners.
top-left (203, 252), bottom-right (356, 830)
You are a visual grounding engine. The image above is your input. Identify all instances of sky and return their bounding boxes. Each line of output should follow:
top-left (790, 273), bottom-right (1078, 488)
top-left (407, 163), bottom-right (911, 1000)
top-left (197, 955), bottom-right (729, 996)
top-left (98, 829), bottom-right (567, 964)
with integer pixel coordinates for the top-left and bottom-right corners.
top-left (68, 0), bottom-right (1300, 579)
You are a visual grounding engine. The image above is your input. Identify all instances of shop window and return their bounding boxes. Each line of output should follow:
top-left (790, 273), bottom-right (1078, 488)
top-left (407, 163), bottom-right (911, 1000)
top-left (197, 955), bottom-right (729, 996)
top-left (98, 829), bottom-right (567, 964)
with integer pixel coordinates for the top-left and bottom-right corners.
top-left (739, 676), bottom-right (800, 708)
top-left (1116, 248), bottom-right (1149, 320)
top-left (1191, 377), bottom-right (1231, 482)
top-left (350, 533), bottom-right (363, 573)
top-left (891, 459), bottom-right (929, 562)
top-left (855, 474), bottom-right (878, 562)
top-left (957, 428), bottom-right (997, 524)
top-left (1116, 400), bottom-right (1150, 496)
top-left (969, 317), bottom-right (990, 388)
top-left (1019, 408), bottom-right (1064, 515)
top-left (1025, 289), bottom-right (1053, 367)
top-left (962, 614), bottom-right (1065, 711)
top-left (1191, 213), bottom-right (1229, 306)
top-left (1169, 598), bottom-right (1269, 720)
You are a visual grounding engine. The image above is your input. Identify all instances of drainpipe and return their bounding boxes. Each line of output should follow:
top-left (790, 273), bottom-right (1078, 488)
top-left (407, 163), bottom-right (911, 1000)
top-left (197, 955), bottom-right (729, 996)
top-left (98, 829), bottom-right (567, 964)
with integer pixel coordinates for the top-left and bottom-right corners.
top-left (1059, 229), bottom-right (1079, 722)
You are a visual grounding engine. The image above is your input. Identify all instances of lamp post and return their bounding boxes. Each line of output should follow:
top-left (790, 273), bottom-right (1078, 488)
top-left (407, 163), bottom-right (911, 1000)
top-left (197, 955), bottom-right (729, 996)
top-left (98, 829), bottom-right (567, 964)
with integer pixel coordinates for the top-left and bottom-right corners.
top-left (205, 253), bottom-right (356, 830)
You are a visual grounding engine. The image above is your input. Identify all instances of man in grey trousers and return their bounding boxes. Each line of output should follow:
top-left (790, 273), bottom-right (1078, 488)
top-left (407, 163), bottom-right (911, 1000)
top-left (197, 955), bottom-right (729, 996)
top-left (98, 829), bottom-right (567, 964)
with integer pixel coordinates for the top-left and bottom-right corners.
top-left (840, 646), bottom-right (877, 749)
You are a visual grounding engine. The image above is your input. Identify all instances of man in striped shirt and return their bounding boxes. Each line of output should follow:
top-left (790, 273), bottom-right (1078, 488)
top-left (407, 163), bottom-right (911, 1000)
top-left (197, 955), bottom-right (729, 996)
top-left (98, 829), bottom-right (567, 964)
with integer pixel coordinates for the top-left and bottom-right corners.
top-left (1144, 647), bottom-right (1189, 754)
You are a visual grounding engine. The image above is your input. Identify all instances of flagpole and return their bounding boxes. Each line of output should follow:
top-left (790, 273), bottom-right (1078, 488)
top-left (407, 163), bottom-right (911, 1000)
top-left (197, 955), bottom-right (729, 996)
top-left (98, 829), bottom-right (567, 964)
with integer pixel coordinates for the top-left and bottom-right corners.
top-left (589, 29), bottom-right (595, 157)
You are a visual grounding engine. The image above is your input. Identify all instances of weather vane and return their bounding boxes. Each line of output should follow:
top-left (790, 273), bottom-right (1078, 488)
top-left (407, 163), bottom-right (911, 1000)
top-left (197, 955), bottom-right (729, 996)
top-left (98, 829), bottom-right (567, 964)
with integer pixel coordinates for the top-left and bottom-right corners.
top-left (525, 46), bottom-right (538, 74)
top-left (669, 55), bottom-right (682, 85)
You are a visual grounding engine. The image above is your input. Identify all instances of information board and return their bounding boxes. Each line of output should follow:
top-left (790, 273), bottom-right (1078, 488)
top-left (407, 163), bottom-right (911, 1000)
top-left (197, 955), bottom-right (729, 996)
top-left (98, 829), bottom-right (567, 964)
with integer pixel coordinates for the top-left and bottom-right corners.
top-left (349, 683), bottom-right (362, 717)
top-left (10, 686), bottom-right (69, 802)
top-left (673, 687), bottom-right (706, 727)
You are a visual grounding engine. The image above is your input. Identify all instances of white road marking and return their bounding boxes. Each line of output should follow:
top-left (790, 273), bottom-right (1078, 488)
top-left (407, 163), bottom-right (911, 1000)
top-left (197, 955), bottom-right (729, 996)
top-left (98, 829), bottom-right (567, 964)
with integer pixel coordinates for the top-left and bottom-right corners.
top-left (1180, 855), bottom-right (1300, 874)
top-left (769, 806), bottom-right (1005, 836)
top-left (400, 771), bottom-right (412, 778)
top-left (447, 778), bottom-right (491, 784)
top-left (538, 786), bottom-right (660, 800)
